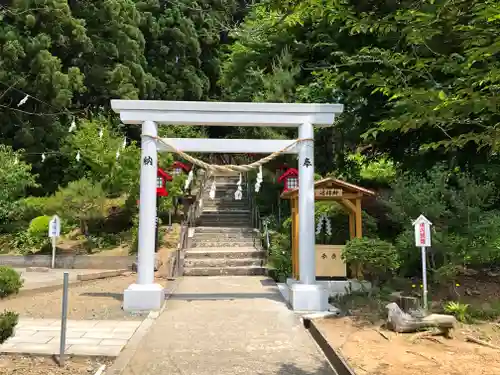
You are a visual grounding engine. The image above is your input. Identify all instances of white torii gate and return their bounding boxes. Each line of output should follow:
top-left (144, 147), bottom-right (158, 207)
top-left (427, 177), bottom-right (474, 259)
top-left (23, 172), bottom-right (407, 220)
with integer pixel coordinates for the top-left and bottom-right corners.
top-left (111, 100), bottom-right (344, 312)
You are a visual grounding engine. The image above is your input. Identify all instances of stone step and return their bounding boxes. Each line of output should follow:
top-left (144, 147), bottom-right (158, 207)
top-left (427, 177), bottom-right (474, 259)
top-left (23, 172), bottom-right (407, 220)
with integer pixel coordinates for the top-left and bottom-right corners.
top-left (202, 188), bottom-right (247, 195)
top-left (202, 207), bottom-right (250, 212)
top-left (194, 226), bottom-right (256, 234)
top-left (202, 208), bottom-right (251, 213)
top-left (198, 216), bottom-right (251, 223)
top-left (209, 177), bottom-right (246, 183)
top-left (203, 198), bottom-right (249, 203)
top-left (193, 232), bottom-right (256, 240)
top-left (202, 204), bottom-right (251, 216)
top-left (184, 258), bottom-right (265, 268)
top-left (183, 266), bottom-right (267, 276)
top-left (202, 204), bottom-right (250, 209)
top-left (198, 221), bottom-right (252, 228)
top-left (185, 248), bottom-right (266, 259)
top-left (203, 181), bottom-right (247, 187)
top-left (190, 240), bottom-right (257, 248)
top-left (199, 212), bottom-right (251, 219)
top-left (203, 197), bottom-right (249, 202)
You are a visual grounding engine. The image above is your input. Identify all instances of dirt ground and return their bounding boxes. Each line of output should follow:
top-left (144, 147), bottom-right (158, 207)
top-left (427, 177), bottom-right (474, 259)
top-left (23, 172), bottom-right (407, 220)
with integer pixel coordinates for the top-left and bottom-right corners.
top-left (0, 355), bottom-right (111, 375)
top-left (316, 317), bottom-right (500, 375)
top-left (1, 274), bottom-right (168, 320)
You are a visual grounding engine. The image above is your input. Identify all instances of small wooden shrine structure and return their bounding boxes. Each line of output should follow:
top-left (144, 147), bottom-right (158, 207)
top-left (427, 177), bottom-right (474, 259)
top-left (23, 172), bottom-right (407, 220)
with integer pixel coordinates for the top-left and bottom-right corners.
top-left (281, 178), bottom-right (375, 279)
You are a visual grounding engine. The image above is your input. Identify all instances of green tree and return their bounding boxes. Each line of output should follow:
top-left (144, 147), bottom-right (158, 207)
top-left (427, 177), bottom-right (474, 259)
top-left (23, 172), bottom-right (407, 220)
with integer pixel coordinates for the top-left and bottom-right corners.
top-left (0, 145), bottom-right (38, 229)
top-left (47, 178), bottom-right (107, 235)
top-left (65, 118), bottom-right (143, 196)
top-left (0, 0), bottom-right (88, 192)
top-left (387, 166), bottom-right (500, 276)
top-left (68, 0), bottom-right (158, 103)
top-left (221, 0), bottom-right (500, 174)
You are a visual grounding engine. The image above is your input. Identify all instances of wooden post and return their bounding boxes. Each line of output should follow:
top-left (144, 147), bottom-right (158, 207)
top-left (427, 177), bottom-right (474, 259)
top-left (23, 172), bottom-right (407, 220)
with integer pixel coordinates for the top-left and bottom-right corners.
top-left (348, 213), bottom-right (355, 240)
top-left (354, 197), bottom-right (363, 278)
top-left (291, 197), bottom-right (300, 279)
top-left (355, 198), bottom-right (362, 238)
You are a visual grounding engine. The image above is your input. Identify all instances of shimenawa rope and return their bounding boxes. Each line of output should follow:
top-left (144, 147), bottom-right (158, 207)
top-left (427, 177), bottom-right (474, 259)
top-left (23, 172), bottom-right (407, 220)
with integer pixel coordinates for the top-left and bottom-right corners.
top-left (142, 135), bottom-right (312, 173)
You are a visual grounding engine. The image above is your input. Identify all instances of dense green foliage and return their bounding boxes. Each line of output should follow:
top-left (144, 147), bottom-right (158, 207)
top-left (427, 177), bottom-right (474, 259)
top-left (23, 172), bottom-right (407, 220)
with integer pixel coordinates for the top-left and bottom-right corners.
top-left (342, 237), bottom-right (400, 286)
top-left (0, 145), bottom-right (38, 231)
top-left (0, 0), bottom-right (246, 192)
top-left (0, 310), bottom-right (18, 344)
top-left (0, 266), bottom-right (23, 298)
top-left (1, 0), bottom-right (500, 285)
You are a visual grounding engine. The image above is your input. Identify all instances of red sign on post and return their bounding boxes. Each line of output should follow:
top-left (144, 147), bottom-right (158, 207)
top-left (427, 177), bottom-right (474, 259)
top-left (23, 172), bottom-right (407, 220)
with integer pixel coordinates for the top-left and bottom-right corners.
top-left (419, 222), bottom-right (426, 245)
top-left (413, 214), bottom-right (431, 247)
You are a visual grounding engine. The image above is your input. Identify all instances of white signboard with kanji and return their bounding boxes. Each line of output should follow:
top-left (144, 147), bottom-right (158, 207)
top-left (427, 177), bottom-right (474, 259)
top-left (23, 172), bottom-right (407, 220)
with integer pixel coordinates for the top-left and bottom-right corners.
top-left (48, 215), bottom-right (61, 238)
top-left (413, 214), bottom-right (432, 247)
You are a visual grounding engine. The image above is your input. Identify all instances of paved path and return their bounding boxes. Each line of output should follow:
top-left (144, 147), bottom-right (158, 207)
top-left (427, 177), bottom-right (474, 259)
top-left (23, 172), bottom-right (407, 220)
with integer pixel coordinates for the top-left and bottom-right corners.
top-left (0, 319), bottom-right (142, 356)
top-left (122, 276), bottom-right (335, 375)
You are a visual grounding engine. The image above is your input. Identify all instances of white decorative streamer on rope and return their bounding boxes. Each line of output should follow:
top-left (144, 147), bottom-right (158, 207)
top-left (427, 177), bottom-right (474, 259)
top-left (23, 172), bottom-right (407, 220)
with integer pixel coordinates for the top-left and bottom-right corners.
top-left (255, 165), bottom-right (263, 192)
top-left (41, 153), bottom-right (46, 162)
top-left (184, 168), bottom-right (194, 191)
top-left (98, 128), bottom-right (104, 139)
top-left (143, 135), bottom-right (311, 174)
top-left (17, 94), bottom-right (29, 107)
top-left (234, 173), bottom-right (243, 200)
top-left (68, 119), bottom-right (77, 132)
top-left (208, 180), bottom-right (216, 200)
top-left (315, 215), bottom-right (324, 235)
top-left (76, 151), bottom-right (81, 162)
top-left (316, 213), bottom-right (332, 236)
top-left (325, 215), bottom-right (332, 236)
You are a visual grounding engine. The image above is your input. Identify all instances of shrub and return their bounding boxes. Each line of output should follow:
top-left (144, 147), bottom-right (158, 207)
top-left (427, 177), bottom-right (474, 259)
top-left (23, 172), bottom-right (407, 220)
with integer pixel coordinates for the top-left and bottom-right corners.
top-left (0, 311), bottom-right (18, 344)
top-left (342, 237), bottom-right (400, 287)
top-left (47, 178), bottom-right (106, 235)
top-left (444, 301), bottom-right (469, 322)
top-left (17, 196), bottom-right (51, 220)
top-left (28, 215), bottom-right (51, 238)
top-left (0, 266), bottom-right (24, 298)
top-left (267, 231), bottom-right (292, 282)
top-left (130, 215), bottom-right (139, 254)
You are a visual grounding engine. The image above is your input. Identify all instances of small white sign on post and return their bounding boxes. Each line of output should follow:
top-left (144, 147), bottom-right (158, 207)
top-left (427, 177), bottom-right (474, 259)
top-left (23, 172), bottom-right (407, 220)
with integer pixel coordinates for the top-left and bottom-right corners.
top-left (412, 214), bottom-right (432, 311)
top-left (48, 215), bottom-right (61, 269)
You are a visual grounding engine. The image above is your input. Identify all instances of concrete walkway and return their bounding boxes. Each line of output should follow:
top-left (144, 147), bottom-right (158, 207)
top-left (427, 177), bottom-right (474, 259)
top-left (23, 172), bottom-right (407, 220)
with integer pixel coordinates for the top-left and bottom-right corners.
top-left (121, 276), bottom-right (335, 375)
top-left (0, 319), bottom-right (141, 356)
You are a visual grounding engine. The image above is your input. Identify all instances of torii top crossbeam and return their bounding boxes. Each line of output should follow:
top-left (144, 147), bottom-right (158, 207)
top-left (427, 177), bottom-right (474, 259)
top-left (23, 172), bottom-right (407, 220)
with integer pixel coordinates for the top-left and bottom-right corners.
top-left (111, 100), bottom-right (344, 127)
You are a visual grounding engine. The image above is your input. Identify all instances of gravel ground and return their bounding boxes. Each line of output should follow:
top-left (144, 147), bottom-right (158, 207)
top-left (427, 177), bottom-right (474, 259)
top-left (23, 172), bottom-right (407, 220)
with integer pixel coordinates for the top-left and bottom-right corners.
top-left (0, 355), bottom-right (112, 375)
top-left (1, 274), bottom-right (168, 321)
top-left (315, 317), bottom-right (500, 375)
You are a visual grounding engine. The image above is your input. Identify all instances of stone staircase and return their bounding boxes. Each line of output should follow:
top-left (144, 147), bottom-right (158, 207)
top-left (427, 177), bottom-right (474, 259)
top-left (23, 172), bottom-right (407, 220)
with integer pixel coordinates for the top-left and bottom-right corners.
top-left (183, 173), bottom-right (267, 276)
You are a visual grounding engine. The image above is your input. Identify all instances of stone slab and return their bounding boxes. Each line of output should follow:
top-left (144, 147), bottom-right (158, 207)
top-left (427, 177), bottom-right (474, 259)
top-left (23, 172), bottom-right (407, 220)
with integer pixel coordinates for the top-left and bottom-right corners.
top-left (0, 255), bottom-right (134, 270)
top-left (1, 268), bottom-right (131, 299)
top-left (0, 319), bottom-right (141, 357)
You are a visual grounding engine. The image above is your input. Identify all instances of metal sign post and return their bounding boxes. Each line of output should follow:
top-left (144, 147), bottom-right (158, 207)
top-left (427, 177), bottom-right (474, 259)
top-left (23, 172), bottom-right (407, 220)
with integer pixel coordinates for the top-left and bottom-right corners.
top-left (48, 215), bottom-right (61, 269)
top-left (59, 272), bottom-right (69, 366)
top-left (412, 214), bottom-right (432, 311)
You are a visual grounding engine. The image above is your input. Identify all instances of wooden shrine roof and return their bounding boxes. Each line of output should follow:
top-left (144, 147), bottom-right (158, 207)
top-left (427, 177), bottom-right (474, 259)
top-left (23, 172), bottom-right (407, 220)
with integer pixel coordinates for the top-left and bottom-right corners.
top-left (280, 177), bottom-right (375, 199)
